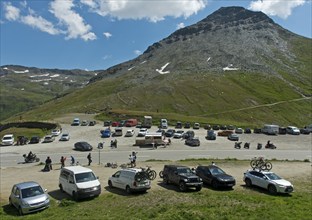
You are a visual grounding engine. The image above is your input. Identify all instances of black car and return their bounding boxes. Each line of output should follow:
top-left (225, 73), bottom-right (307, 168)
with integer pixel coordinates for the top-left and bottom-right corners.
top-left (104, 120), bottom-right (111, 127)
top-left (29, 136), bottom-right (40, 144)
top-left (89, 121), bottom-right (96, 126)
top-left (220, 125), bottom-right (227, 130)
top-left (206, 130), bottom-right (216, 140)
top-left (182, 130), bottom-right (195, 139)
top-left (244, 128), bottom-right (252, 134)
top-left (195, 165), bottom-right (236, 189)
top-left (165, 129), bottom-right (175, 137)
top-left (74, 142), bottom-right (93, 151)
top-left (212, 125), bottom-right (220, 130)
top-left (253, 128), bottom-right (262, 134)
top-left (184, 122), bottom-right (191, 129)
top-left (175, 122), bottom-right (182, 129)
top-left (279, 127), bottom-right (287, 135)
top-left (300, 128), bottom-right (310, 134)
top-left (204, 124), bottom-right (211, 130)
top-left (162, 165), bottom-right (202, 192)
top-left (185, 137), bottom-right (200, 146)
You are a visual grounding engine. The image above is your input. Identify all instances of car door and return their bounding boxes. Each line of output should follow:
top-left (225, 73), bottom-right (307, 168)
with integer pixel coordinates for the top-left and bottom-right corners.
top-left (252, 172), bottom-right (267, 188)
top-left (10, 186), bottom-right (19, 208)
top-left (111, 171), bottom-right (122, 189)
top-left (171, 168), bottom-right (180, 185)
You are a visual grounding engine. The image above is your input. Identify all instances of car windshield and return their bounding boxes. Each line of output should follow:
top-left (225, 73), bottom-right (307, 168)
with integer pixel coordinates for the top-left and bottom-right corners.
top-left (21, 186), bottom-right (44, 198)
top-left (75, 172), bottom-right (97, 183)
top-left (177, 168), bottom-right (192, 174)
top-left (3, 137), bottom-right (12, 140)
top-left (209, 167), bottom-right (225, 175)
top-left (265, 173), bottom-right (281, 180)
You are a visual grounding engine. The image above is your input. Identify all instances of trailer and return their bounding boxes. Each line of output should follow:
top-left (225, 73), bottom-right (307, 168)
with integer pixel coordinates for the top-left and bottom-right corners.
top-left (135, 132), bottom-right (163, 146)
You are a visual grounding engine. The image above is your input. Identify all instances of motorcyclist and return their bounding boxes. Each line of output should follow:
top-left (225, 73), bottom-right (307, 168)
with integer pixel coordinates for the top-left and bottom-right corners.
top-left (27, 151), bottom-right (34, 160)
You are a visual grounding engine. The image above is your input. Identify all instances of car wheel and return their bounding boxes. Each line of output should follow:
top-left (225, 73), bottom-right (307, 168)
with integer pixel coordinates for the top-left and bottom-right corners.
top-left (126, 186), bottom-right (131, 194)
top-left (245, 178), bottom-right (252, 187)
top-left (72, 191), bottom-right (78, 201)
top-left (108, 180), bottom-right (113, 188)
top-left (163, 176), bottom-right (169, 185)
top-left (268, 185), bottom-right (277, 195)
top-left (18, 206), bottom-right (24, 216)
top-left (179, 181), bottom-right (187, 192)
top-left (195, 186), bottom-right (202, 191)
top-left (212, 180), bottom-right (219, 189)
top-left (159, 171), bottom-right (164, 178)
top-left (59, 184), bottom-right (64, 192)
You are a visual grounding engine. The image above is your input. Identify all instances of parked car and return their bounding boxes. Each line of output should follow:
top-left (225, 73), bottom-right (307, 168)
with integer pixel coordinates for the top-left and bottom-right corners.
top-left (104, 120), bottom-right (111, 127)
top-left (29, 136), bottom-right (40, 144)
top-left (286, 126), bottom-right (300, 135)
top-left (184, 122), bottom-right (191, 129)
top-left (89, 121), bottom-right (96, 126)
top-left (160, 119), bottom-right (168, 129)
top-left (42, 135), bottom-right (55, 143)
top-left (119, 120), bottom-right (126, 127)
top-left (220, 125), bottom-right (227, 130)
top-left (72, 118), bottom-right (80, 126)
top-left (175, 121), bottom-right (182, 129)
top-left (59, 133), bottom-right (70, 141)
top-left (195, 165), bottom-right (236, 189)
top-left (206, 130), bottom-right (216, 140)
top-left (218, 130), bottom-right (233, 136)
top-left (16, 136), bottom-right (28, 145)
top-left (1, 134), bottom-right (14, 146)
top-left (243, 170), bottom-right (294, 195)
top-left (182, 130), bottom-right (195, 139)
top-left (278, 127), bottom-right (287, 135)
top-left (173, 130), bottom-right (184, 139)
top-left (212, 125), bottom-right (220, 130)
top-left (253, 128), bottom-right (262, 133)
top-left (125, 129), bottom-right (135, 137)
top-left (108, 168), bottom-right (151, 194)
top-left (74, 142), bottom-right (93, 151)
top-left (51, 129), bottom-right (61, 136)
top-left (111, 121), bottom-right (119, 127)
top-left (244, 128), bottom-right (252, 134)
top-left (162, 165), bottom-right (202, 192)
top-left (204, 124), bottom-right (211, 130)
top-left (193, 123), bottom-right (200, 129)
top-left (165, 129), bottom-right (175, 137)
top-left (101, 129), bottom-right (111, 138)
top-left (235, 128), bottom-right (243, 134)
top-left (137, 128), bottom-right (148, 137)
top-left (228, 133), bottom-right (239, 141)
top-left (125, 119), bottom-right (138, 127)
top-left (227, 125), bottom-right (235, 130)
top-left (300, 128), bottom-right (310, 134)
top-left (185, 137), bottom-right (200, 146)
top-left (9, 181), bottom-right (50, 215)
top-left (113, 127), bottom-right (123, 137)
top-left (156, 129), bottom-right (165, 136)
top-left (81, 120), bottom-right (88, 126)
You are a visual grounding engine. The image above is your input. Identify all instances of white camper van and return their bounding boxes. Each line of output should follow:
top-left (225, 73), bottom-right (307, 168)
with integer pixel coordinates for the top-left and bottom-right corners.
top-left (59, 166), bottom-right (101, 200)
top-left (142, 116), bottom-right (152, 128)
top-left (262, 124), bottom-right (279, 135)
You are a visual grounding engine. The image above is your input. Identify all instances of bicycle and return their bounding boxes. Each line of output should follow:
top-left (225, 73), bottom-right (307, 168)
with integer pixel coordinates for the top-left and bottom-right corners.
top-left (250, 157), bottom-right (272, 171)
top-left (141, 166), bottom-right (157, 180)
top-left (105, 162), bottom-right (118, 168)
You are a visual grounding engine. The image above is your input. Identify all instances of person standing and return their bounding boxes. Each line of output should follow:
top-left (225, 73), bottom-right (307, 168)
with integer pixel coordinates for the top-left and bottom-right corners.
top-left (60, 156), bottom-right (66, 168)
top-left (87, 153), bottom-right (92, 166)
top-left (45, 156), bottom-right (52, 171)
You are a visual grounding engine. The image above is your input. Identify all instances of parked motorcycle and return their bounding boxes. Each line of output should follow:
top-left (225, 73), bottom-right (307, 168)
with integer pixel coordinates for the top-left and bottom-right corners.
top-left (234, 142), bottom-right (242, 149)
top-left (244, 142), bottom-right (250, 149)
top-left (265, 143), bottom-right (277, 149)
top-left (257, 143), bottom-right (262, 150)
top-left (23, 154), bottom-right (40, 163)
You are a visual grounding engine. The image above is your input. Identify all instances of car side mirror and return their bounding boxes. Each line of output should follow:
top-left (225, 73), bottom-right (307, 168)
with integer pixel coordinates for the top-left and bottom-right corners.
top-left (44, 189), bottom-right (48, 192)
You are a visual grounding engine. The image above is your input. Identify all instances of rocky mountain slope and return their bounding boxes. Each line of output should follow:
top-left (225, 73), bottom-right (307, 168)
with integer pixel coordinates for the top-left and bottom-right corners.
top-left (3, 7), bottom-right (311, 126)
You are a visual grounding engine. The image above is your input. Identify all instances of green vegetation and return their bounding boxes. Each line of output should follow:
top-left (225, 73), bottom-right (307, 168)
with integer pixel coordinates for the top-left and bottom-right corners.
top-left (1, 181), bottom-right (311, 220)
top-left (0, 127), bottom-right (48, 140)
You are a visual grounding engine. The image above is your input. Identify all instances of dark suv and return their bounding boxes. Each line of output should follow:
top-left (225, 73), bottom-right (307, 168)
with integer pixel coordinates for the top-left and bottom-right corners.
top-left (162, 165), bottom-right (203, 192)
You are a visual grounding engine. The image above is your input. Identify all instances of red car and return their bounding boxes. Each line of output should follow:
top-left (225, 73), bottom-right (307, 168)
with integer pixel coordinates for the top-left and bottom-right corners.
top-left (111, 121), bottom-right (120, 127)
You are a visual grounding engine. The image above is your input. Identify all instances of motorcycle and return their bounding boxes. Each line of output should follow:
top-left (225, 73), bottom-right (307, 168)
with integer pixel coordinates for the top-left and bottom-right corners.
top-left (244, 142), bottom-right (250, 149)
top-left (265, 143), bottom-right (277, 149)
top-left (257, 143), bottom-right (262, 150)
top-left (234, 142), bottom-right (242, 149)
top-left (23, 154), bottom-right (40, 163)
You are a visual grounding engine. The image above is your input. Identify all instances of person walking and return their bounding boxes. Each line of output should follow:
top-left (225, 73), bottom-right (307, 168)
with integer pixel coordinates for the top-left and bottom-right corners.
top-left (70, 155), bottom-right (75, 166)
top-left (87, 153), bottom-right (92, 166)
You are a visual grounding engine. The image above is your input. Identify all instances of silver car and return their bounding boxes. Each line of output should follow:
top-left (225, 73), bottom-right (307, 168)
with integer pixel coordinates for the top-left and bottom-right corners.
top-left (9, 181), bottom-right (50, 215)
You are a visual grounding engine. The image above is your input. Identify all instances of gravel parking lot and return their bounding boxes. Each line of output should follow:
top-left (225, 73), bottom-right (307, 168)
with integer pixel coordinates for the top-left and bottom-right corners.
top-left (0, 114), bottom-right (311, 201)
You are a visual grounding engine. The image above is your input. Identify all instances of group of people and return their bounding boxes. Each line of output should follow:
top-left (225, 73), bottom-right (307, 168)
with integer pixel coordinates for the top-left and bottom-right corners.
top-left (41, 153), bottom-right (92, 172)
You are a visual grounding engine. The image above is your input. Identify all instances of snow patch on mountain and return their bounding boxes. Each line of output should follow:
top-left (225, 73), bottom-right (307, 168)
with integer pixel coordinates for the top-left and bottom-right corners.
top-left (156, 62), bottom-right (170, 74)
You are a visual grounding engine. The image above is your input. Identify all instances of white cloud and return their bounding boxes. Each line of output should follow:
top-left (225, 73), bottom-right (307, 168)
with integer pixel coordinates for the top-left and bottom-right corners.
top-left (50, 0), bottom-right (96, 41)
top-left (103, 32), bottom-right (112, 39)
top-left (21, 14), bottom-right (61, 35)
top-left (81, 0), bottom-right (207, 22)
top-left (102, 55), bottom-right (112, 60)
top-left (134, 50), bottom-right (142, 55)
top-left (249, 0), bottom-right (306, 19)
top-left (177, 22), bottom-right (185, 29)
top-left (3, 2), bottom-right (20, 21)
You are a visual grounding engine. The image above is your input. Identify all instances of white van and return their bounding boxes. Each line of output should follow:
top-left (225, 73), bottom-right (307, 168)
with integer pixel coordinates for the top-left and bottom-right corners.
top-left (108, 168), bottom-right (151, 194)
top-left (59, 166), bottom-right (101, 200)
top-left (262, 124), bottom-right (279, 135)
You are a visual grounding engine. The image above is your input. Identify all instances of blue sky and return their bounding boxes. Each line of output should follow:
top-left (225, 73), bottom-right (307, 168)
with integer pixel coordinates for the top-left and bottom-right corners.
top-left (1, 0), bottom-right (311, 71)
